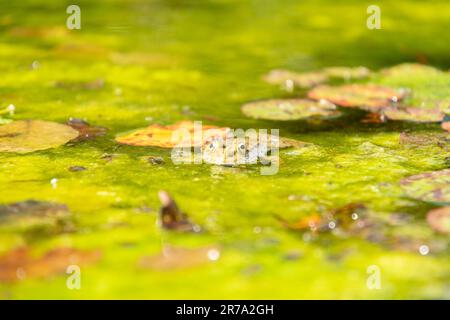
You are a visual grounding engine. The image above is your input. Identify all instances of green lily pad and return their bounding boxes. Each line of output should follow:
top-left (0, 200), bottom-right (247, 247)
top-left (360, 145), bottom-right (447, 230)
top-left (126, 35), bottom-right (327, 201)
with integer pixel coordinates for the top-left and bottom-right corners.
top-left (400, 169), bottom-right (450, 205)
top-left (0, 120), bottom-right (79, 153)
top-left (323, 66), bottom-right (371, 80)
top-left (263, 69), bottom-right (328, 89)
top-left (377, 63), bottom-right (450, 112)
top-left (426, 207), bottom-right (450, 234)
top-left (381, 63), bottom-right (442, 77)
top-left (307, 84), bottom-right (407, 111)
top-left (383, 106), bottom-right (444, 122)
top-left (241, 99), bottom-right (340, 121)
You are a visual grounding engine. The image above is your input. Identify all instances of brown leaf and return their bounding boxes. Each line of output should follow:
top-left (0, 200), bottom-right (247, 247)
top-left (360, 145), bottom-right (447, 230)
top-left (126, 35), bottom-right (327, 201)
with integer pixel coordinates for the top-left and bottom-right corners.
top-left (0, 120), bottom-right (79, 153)
top-left (116, 121), bottom-right (229, 148)
top-left (0, 247), bottom-right (101, 283)
top-left (308, 84), bottom-right (407, 111)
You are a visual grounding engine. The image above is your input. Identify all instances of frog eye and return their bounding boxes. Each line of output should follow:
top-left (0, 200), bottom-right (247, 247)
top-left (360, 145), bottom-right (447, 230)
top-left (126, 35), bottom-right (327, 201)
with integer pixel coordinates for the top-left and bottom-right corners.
top-left (238, 143), bottom-right (246, 150)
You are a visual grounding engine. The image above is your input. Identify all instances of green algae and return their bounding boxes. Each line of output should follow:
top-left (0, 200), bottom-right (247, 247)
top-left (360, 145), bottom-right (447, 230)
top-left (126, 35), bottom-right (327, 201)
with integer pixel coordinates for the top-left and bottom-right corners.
top-left (0, 0), bottom-right (449, 299)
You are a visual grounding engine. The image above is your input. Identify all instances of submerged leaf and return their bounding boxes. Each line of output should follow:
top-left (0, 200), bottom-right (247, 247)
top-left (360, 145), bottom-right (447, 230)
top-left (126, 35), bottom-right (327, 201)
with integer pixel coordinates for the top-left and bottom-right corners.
top-left (308, 84), bottom-right (407, 111)
top-left (400, 169), bottom-right (450, 204)
top-left (0, 247), bottom-right (101, 282)
top-left (116, 121), bottom-right (229, 148)
top-left (158, 191), bottom-right (199, 232)
top-left (139, 245), bottom-right (219, 270)
top-left (241, 99), bottom-right (340, 121)
top-left (426, 207), bottom-right (450, 234)
top-left (0, 120), bottom-right (79, 153)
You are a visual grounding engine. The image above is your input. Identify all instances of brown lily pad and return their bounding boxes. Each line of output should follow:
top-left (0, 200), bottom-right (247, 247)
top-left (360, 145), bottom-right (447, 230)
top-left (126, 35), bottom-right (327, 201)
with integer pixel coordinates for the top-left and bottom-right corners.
top-left (158, 191), bottom-right (200, 232)
top-left (67, 118), bottom-right (107, 142)
top-left (383, 107), bottom-right (444, 123)
top-left (426, 207), bottom-right (450, 234)
top-left (308, 84), bottom-right (407, 111)
top-left (139, 245), bottom-right (220, 271)
top-left (116, 121), bottom-right (229, 148)
top-left (241, 99), bottom-right (340, 121)
top-left (400, 169), bottom-right (450, 204)
top-left (263, 69), bottom-right (328, 89)
top-left (0, 120), bottom-right (79, 153)
top-left (0, 247), bottom-right (101, 283)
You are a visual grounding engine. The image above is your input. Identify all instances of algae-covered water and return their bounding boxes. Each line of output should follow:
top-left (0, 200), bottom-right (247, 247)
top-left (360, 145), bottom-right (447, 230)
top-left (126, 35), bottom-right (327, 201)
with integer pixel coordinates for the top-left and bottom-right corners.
top-left (0, 0), bottom-right (449, 299)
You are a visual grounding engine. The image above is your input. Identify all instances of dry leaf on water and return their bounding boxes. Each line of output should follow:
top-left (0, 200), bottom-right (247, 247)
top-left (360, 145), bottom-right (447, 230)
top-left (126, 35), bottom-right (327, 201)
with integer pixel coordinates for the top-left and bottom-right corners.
top-left (116, 121), bottom-right (229, 148)
top-left (0, 120), bottom-right (79, 153)
top-left (308, 84), bottom-right (407, 111)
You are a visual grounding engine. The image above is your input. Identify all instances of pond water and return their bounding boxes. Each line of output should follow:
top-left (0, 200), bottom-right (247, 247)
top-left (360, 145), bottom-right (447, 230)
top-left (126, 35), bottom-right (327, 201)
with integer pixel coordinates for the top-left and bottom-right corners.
top-left (0, 0), bottom-right (449, 299)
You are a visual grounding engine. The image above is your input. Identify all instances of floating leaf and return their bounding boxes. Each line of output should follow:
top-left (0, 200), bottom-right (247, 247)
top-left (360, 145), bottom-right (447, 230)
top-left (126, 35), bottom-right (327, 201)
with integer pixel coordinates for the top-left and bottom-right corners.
top-left (323, 66), bottom-right (371, 80)
top-left (308, 84), bottom-right (407, 111)
top-left (378, 64), bottom-right (450, 112)
top-left (67, 118), bottom-right (107, 142)
top-left (158, 191), bottom-right (199, 232)
top-left (116, 121), bottom-right (229, 148)
top-left (139, 245), bottom-right (219, 271)
top-left (381, 63), bottom-right (442, 77)
top-left (0, 247), bottom-right (101, 282)
top-left (426, 207), bottom-right (450, 234)
top-left (400, 169), bottom-right (450, 204)
top-left (241, 99), bottom-right (340, 121)
top-left (383, 107), bottom-right (444, 123)
top-left (263, 69), bottom-right (328, 89)
top-left (0, 120), bottom-right (79, 153)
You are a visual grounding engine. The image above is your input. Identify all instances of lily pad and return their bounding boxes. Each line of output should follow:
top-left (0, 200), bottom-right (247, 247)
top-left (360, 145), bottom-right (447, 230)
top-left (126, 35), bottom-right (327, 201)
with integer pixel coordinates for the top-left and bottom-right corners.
top-left (116, 121), bottom-right (229, 148)
top-left (263, 69), bottom-right (328, 89)
top-left (0, 247), bottom-right (101, 282)
top-left (381, 63), bottom-right (442, 77)
top-left (426, 207), bottom-right (450, 234)
top-left (400, 169), bottom-right (450, 204)
top-left (0, 120), bottom-right (79, 153)
top-left (377, 64), bottom-right (450, 112)
top-left (241, 99), bottom-right (340, 121)
top-left (307, 84), bottom-right (407, 111)
top-left (323, 66), bottom-right (371, 80)
top-left (383, 107), bottom-right (444, 122)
